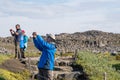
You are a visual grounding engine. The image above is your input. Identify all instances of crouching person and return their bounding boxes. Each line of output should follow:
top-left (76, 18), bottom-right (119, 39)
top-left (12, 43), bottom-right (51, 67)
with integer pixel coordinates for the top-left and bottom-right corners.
top-left (32, 32), bottom-right (56, 80)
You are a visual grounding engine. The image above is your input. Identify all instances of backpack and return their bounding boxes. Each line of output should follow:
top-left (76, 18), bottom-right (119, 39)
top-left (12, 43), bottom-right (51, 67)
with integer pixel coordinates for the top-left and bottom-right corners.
top-left (24, 35), bottom-right (28, 43)
top-left (23, 35), bottom-right (28, 50)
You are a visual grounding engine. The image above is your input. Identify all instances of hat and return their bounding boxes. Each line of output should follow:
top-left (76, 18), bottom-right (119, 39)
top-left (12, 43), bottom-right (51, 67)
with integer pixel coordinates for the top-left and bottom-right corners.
top-left (22, 30), bottom-right (25, 33)
top-left (46, 34), bottom-right (55, 40)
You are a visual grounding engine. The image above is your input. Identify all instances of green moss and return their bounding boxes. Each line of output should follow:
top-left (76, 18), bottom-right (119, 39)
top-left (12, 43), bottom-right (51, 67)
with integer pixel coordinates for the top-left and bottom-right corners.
top-left (0, 69), bottom-right (22, 80)
top-left (25, 52), bottom-right (41, 57)
top-left (0, 69), bottom-right (30, 80)
top-left (0, 76), bottom-right (5, 80)
top-left (76, 51), bottom-right (120, 80)
top-left (0, 54), bottom-right (9, 64)
top-left (55, 52), bottom-right (74, 58)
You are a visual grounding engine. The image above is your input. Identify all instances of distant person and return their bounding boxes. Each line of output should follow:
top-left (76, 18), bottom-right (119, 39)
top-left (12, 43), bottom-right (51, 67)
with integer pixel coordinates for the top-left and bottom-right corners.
top-left (32, 32), bottom-right (56, 80)
top-left (20, 30), bottom-right (28, 59)
top-left (22, 30), bottom-right (28, 51)
top-left (10, 24), bottom-right (22, 59)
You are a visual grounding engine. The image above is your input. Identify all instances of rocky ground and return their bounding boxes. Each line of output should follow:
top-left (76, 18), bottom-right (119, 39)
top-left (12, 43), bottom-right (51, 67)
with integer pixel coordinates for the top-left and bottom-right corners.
top-left (55, 30), bottom-right (120, 53)
top-left (0, 30), bottom-right (120, 80)
top-left (0, 30), bottom-right (120, 55)
top-left (0, 56), bottom-right (89, 80)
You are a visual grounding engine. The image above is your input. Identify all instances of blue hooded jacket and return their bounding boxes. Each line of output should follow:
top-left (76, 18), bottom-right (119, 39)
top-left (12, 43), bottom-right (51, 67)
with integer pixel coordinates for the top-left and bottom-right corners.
top-left (20, 35), bottom-right (28, 49)
top-left (33, 35), bottom-right (56, 70)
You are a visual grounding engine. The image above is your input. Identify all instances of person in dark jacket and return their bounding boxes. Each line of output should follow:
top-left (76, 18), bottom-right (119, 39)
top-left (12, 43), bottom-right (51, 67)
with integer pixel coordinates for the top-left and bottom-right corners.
top-left (10, 24), bottom-right (22, 59)
top-left (32, 32), bottom-right (56, 80)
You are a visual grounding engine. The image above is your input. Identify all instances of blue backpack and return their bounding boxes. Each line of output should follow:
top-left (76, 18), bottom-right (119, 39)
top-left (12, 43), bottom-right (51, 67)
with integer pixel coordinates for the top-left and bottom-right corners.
top-left (24, 35), bottom-right (28, 43)
top-left (23, 35), bottom-right (28, 50)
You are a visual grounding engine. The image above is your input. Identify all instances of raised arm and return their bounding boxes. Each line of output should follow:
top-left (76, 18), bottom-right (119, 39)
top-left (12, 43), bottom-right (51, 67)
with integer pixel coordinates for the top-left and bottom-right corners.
top-left (10, 29), bottom-right (15, 36)
top-left (36, 35), bottom-right (56, 49)
top-left (33, 36), bottom-right (43, 51)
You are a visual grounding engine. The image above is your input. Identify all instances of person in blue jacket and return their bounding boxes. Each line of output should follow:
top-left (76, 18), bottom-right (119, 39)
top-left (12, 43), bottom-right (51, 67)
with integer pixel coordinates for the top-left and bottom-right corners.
top-left (19, 30), bottom-right (24, 59)
top-left (32, 32), bottom-right (56, 80)
top-left (19, 30), bottom-right (28, 59)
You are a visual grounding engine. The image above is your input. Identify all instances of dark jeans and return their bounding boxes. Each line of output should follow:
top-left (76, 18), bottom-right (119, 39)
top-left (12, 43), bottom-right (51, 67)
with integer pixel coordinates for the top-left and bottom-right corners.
top-left (38, 69), bottom-right (53, 80)
top-left (20, 48), bottom-right (25, 58)
top-left (14, 42), bottom-right (25, 59)
top-left (14, 41), bottom-right (20, 58)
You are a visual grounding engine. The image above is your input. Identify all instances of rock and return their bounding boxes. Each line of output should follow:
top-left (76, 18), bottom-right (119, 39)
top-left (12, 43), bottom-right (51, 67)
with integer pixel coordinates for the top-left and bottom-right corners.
top-left (0, 30), bottom-right (120, 54)
top-left (57, 72), bottom-right (81, 80)
top-left (56, 30), bottom-right (120, 53)
top-left (111, 51), bottom-right (118, 56)
top-left (0, 47), bottom-right (9, 54)
top-left (54, 66), bottom-right (73, 72)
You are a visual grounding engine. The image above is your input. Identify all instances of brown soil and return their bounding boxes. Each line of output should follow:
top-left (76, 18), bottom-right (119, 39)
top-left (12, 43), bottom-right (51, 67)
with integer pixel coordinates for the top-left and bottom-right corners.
top-left (0, 59), bottom-right (26, 73)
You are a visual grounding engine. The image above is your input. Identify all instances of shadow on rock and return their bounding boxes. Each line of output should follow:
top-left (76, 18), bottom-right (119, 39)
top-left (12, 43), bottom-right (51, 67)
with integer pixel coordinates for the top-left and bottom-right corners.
top-left (56, 64), bottom-right (89, 80)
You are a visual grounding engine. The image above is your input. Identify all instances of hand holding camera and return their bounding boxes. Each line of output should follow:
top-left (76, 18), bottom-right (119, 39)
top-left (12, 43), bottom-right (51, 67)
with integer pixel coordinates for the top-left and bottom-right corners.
top-left (10, 29), bottom-right (13, 32)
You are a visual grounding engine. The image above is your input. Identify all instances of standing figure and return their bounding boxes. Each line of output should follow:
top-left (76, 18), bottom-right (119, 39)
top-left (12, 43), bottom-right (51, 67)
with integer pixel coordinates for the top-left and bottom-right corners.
top-left (20, 30), bottom-right (28, 59)
top-left (10, 24), bottom-right (22, 59)
top-left (32, 32), bottom-right (56, 80)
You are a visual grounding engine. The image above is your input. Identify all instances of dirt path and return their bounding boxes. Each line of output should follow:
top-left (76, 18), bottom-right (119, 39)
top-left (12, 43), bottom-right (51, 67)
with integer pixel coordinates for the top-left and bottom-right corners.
top-left (0, 59), bottom-right (26, 73)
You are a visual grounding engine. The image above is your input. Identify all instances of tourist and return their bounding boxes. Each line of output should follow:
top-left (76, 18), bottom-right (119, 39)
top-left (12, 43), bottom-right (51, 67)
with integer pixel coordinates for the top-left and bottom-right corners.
top-left (32, 32), bottom-right (56, 80)
top-left (10, 24), bottom-right (22, 59)
top-left (20, 30), bottom-right (28, 59)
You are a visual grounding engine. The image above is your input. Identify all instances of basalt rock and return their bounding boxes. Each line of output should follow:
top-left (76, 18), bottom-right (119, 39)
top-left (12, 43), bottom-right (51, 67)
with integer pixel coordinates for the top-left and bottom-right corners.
top-left (55, 30), bottom-right (120, 53)
top-left (0, 30), bottom-right (120, 54)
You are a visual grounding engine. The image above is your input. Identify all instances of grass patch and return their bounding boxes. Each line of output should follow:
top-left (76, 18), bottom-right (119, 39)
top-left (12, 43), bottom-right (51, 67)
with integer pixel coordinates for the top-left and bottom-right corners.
top-left (0, 54), bottom-right (31, 80)
top-left (0, 54), bottom-right (10, 64)
top-left (55, 52), bottom-right (74, 58)
top-left (76, 51), bottom-right (120, 80)
top-left (0, 69), bottom-right (30, 80)
top-left (25, 52), bottom-right (41, 57)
